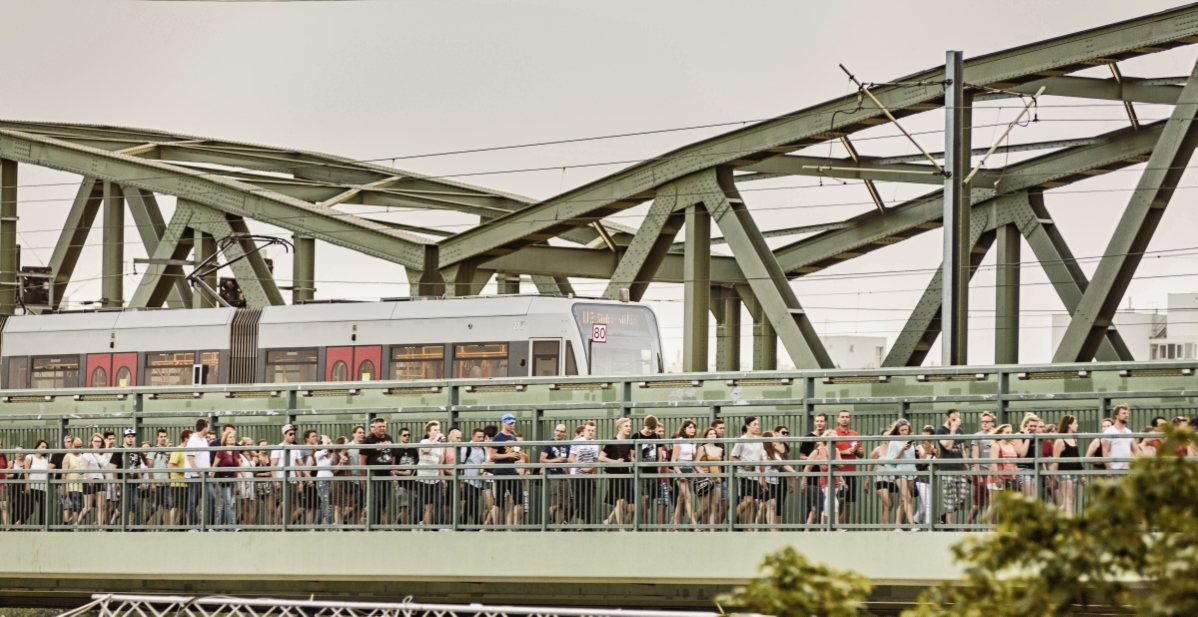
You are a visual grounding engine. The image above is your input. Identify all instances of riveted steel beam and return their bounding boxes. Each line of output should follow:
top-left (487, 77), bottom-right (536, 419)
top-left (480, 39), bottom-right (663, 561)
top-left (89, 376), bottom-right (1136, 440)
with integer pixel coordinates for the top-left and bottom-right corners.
top-left (1054, 60), bottom-right (1198, 362)
top-left (994, 223), bottom-right (1021, 364)
top-left (438, 5), bottom-right (1198, 270)
top-left (602, 184), bottom-right (686, 301)
top-left (124, 187), bottom-right (192, 308)
top-left (0, 159), bottom-right (16, 315)
top-left (0, 129), bottom-right (430, 270)
top-left (46, 178), bottom-right (104, 311)
top-left (683, 204), bottom-right (711, 373)
top-left (101, 182), bottom-right (125, 309)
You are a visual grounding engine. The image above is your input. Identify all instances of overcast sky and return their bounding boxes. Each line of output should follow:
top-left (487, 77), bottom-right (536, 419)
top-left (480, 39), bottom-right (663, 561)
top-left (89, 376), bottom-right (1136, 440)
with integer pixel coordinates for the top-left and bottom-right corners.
top-left (1, 0), bottom-right (1195, 368)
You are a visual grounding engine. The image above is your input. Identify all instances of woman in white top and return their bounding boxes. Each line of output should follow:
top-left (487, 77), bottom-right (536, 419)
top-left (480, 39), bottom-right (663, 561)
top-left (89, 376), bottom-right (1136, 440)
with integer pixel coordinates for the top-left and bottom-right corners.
top-left (26, 440), bottom-right (50, 526)
top-left (417, 421), bottom-right (449, 527)
top-left (670, 419), bottom-right (699, 527)
top-left (310, 435), bottom-right (336, 527)
top-left (80, 433), bottom-right (108, 526)
top-left (237, 437), bottom-right (258, 527)
top-left (883, 419), bottom-right (918, 531)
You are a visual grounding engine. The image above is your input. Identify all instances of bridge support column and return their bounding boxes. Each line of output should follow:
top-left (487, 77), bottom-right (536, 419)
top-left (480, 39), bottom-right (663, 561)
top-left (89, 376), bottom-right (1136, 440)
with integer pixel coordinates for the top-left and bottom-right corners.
top-left (683, 204), bottom-right (710, 372)
top-left (0, 159), bottom-right (16, 314)
top-left (193, 230), bottom-right (216, 309)
top-left (292, 234), bottom-right (315, 304)
top-left (994, 223), bottom-right (1020, 364)
top-left (102, 182), bottom-right (124, 308)
top-left (498, 272), bottom-right (520, 294)
top-left (712, 284), bottom-right (741, 371)
top-left (942, 50), bottom-right (972, 365)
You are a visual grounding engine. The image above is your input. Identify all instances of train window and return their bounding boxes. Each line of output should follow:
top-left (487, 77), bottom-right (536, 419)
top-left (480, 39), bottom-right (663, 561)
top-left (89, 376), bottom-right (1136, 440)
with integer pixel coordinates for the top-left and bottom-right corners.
top-left (115, 367), bottom-right (132, 387)
top-left (90, 367), bottom-right (107, 388)
top-left (200, 351), bottom-right (220, 385)
top-left (565, 341), bottom-right (578, 376)
top-left (390, 345), bottom-right (445, 380)
top-left (146, 352), bottom-right (196, 386)
top-left (572, 304), bottom-right (663, 375)
top-left (453, 343), bottom-right (508, 379)
top-left (265, 349), bottom-right (318, 383)
top-left (7, 357), bottom-right (28, 389)
top-left (358, 360), bottom-right (375, 381)
top-left (330, 360), bottom-right (349, 382)
top-left (31, 356), bottom-right (80, 389)
top-left (532, 341), bottom-right (560, 377)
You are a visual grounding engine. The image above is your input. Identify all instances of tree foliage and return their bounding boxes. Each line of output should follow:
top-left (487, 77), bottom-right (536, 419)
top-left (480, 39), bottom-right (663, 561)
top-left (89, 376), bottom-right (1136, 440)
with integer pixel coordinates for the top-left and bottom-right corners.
top-left (719, 546), bottom-right (873, 617)
top-left (724, 425), bottom-right (1198, 617)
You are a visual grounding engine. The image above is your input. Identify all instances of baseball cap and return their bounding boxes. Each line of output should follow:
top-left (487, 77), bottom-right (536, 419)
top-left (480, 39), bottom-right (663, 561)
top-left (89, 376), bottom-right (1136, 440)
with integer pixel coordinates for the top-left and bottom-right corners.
top-left (123, 428), bottom-right (136, 436)
top-left (501, 413), bottom-right (516, 425)
top-left (282, 423), bottom-right (297, 434)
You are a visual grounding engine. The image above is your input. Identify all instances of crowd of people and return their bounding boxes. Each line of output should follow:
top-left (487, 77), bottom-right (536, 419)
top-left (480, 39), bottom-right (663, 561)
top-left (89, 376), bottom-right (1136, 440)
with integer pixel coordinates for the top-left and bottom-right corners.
top-left (0, 405), bottom-right (1187, 531)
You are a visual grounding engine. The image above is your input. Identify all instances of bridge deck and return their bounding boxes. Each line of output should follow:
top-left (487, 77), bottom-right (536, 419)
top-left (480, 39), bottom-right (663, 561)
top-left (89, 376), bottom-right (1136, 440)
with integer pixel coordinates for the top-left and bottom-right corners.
top-left (0, 531), bottom-right (965, 608)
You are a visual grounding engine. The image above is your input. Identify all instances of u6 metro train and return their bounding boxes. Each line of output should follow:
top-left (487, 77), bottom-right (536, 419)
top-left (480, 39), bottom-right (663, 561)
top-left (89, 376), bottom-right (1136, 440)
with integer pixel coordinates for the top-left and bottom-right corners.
top-left (0, 296), bottom-right (664, 389)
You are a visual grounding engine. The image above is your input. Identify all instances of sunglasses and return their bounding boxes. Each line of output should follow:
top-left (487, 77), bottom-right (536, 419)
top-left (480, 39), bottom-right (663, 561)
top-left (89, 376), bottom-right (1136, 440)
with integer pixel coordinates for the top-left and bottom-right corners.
top-left (779, 431), bottom-right (789, 435)
top-left (896, 420), bottom-right (909, 426)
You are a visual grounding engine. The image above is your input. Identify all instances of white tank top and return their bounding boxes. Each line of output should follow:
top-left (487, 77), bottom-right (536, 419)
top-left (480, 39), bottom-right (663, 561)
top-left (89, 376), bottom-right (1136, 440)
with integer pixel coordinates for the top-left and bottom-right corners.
top-left (676, 441), bottom-right (695, 462)
top-left (417, 439), bottom-right (443, 481)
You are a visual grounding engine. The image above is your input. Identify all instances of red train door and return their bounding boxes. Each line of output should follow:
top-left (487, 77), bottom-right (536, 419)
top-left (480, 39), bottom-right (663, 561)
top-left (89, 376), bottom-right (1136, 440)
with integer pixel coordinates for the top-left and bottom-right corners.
top-left (325, 346), bottom-right (382, 382)
top-left (113, 353), bottom-right (137, 387)
top-left (86, 354), bottom-right (111, 387)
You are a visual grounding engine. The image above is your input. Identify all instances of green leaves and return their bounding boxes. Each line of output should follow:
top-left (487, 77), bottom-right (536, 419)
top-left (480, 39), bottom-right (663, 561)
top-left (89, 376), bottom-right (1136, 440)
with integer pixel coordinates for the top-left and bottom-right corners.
top-left (719, 546), bottom-right (873, 617)
top-left (724, 425), bottom-right (1198, 617)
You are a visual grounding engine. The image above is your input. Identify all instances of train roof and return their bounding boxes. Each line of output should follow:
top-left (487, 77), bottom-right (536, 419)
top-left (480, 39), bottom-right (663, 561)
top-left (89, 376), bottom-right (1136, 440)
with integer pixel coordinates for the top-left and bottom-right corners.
top-left (3, 296), bottom-right (641, 331)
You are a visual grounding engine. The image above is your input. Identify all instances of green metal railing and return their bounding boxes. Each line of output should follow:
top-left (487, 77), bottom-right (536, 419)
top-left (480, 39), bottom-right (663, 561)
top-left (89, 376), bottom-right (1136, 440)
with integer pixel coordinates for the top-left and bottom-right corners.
top-left (0, 359), bottom-right (1192, 531)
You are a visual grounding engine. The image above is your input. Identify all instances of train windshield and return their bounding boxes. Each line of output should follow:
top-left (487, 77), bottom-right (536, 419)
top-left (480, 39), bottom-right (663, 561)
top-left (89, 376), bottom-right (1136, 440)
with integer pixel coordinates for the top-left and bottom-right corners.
top-left (572, 303), bottom-right (663, 375)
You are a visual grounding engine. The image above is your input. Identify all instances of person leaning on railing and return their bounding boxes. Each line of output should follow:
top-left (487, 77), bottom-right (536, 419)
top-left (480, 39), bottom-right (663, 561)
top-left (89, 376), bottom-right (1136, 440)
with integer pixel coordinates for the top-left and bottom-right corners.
top-left (987, 424), bottom-right (1018, 494)
top-left (800, 430), bottom-right (843, 527)
top-left (694, 426), bottom-right (721, 530)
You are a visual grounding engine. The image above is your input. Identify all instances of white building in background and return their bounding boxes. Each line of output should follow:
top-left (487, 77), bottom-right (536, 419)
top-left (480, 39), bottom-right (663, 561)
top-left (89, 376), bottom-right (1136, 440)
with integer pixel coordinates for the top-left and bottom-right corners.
top-left (823, 335), bottom-right (888, 369)
top-left (1050, 293), bottom-right (1198, 361)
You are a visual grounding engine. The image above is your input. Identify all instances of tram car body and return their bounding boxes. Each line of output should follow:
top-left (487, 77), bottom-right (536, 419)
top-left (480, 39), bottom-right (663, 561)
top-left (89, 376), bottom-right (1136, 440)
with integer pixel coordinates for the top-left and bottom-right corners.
top-left (0, 296), bottom-right (663, 389)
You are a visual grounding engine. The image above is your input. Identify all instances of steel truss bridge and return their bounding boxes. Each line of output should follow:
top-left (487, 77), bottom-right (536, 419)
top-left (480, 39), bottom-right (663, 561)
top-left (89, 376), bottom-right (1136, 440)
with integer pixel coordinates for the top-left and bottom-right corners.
top-left (3, 5), bottom-right (1198, 371)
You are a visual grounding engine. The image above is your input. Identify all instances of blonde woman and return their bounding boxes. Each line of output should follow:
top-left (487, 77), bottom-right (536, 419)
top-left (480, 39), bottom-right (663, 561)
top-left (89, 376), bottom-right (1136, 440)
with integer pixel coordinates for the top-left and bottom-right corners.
top-left (987, 424), bottom-right (1018, 495)
top-left (79, 433), bottom-right (108, 526)
top-left (1014, 413), bottom-right (1044, 497)
top-left (694, 426), bottom-right (723, 530)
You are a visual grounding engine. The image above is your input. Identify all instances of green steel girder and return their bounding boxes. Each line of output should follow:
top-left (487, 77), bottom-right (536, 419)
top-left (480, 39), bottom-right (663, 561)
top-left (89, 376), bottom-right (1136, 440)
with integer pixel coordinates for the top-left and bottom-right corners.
top-left (980, 75), bottom-right (1187, 105)
top-left (737, 155), bottom-right (954, 185)
top-left (602, 180), bottom-right (688, 301)
top-left (773, 122), bottom-right (1164, 277)
top-left (0, 128), bottom-right (432, 270)
top-left (1054, 57), bottom-right (1198, 362)
top-left (484, 244), bottom-right (744, 283)
top-left (46, 177), bottom-right (104, 310)
top-left (437, 4), bottom-right (1198, 269)
top-left (1011, 191), bottom-right (1131, 362)
top-left (124, 187), bottom-right (192, 308)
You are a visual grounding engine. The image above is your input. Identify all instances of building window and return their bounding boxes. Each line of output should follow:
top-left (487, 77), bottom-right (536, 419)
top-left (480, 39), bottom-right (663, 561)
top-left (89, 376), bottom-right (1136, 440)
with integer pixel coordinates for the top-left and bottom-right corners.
top-left (391, 345), bottom-right (444, 380)
top-left (31, 356), bottom-right (79, 389)
top-left (115, 367), bottom-right (132, 387)
top-left (453, 343), bottom-right (508, 379)
top-left (146, 352), bottom-right (196, 386)
top-left (358, 360), bottom-right (375, 381)
top-left (90, 366), bottom-right (107, 388)
top-left (265, 349), bottom-right (318, 383)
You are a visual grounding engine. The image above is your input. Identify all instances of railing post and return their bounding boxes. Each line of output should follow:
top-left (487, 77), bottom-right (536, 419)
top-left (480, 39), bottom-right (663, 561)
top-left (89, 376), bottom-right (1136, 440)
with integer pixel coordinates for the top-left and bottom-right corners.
top-left (928, 460), bottom-right (937, 532)
top-left (997, 370), bottom-right (1010, 426)
top-left (803, 376), bottom-right (815, 437)
top-left (120, 463), bottom-right (129, 532)
top-left (1033, 431), bottom-right (1042, 507)
top-left (632, 442), bottom-right (640, 531)
top-left (451, 441), bottom-right (460, 532)
top-left (727, 462), bottom-right (737, 532)
top-left (620, 380), bottom-right (632, 419)
top-left (200, 469), bottom-right (208, 532)
top-left (281, 453), bottom-right (290, 533)
top-left (825, 454), bottom-right (834, 532)
top-left (363, 467), bottom-right (372, 533)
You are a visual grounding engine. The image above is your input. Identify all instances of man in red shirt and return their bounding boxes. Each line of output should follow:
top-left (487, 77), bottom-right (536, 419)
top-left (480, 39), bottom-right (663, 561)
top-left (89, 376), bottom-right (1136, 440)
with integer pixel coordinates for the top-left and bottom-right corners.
top-left (833, 410), bottom-right (863, 524)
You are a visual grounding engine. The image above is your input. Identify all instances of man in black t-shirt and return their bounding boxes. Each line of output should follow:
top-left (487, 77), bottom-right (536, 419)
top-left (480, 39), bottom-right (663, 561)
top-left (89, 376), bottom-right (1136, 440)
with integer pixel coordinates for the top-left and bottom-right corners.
top-left (360, 417), bottom-right (396, 526)
top-left (935, 409), bottom-right (968, 524)
top-left (392, 427), bottom-right (418, 525)
top-left (110, 429), bottom-right (143, 525)
top-left (629, 415), bottom-right (660, 518)
top-left (600, 418), bottom-right (634, 527)
top-left (540, 423), bottom-right (571, 525)
top-left (49, 435), bottom-right (71, 475)
top-left (800, 413), bottom-right (827, 526)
